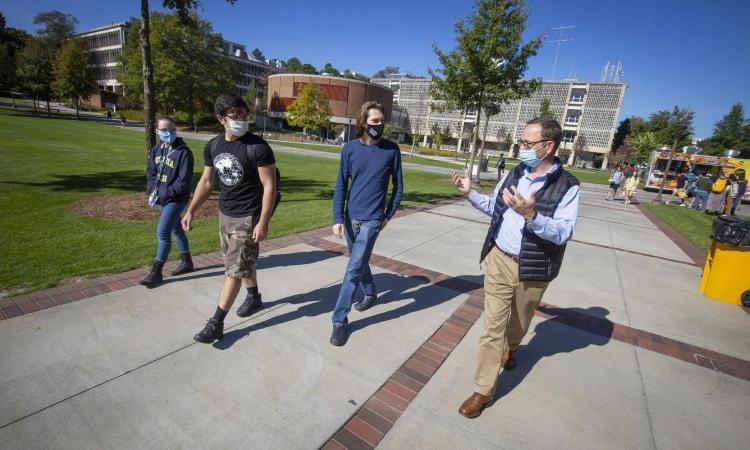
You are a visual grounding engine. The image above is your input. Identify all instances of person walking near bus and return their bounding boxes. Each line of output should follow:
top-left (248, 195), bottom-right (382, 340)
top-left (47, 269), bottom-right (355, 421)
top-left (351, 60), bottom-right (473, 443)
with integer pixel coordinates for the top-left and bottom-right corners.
top-left (623, 172), bottom-right (639, 205)
top-left (605, 165), bottom-right (624, 201)
top-left (692, 173), bottom-right (713, 211)
top-left (140, 117), bottom-right (194, 288)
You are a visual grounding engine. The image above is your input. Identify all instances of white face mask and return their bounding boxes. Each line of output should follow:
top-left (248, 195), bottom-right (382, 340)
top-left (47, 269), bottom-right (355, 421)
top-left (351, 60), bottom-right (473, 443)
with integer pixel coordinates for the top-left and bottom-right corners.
top-left (226, 118), bottom-right (249, 137)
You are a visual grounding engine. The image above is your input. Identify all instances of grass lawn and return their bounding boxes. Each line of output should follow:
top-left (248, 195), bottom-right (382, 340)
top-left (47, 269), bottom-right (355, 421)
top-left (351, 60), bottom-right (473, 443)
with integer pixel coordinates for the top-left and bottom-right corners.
top-left (0, 109), bottom-right (459, 294)
top-left (268, 140), bottom-right (468, 170)
top-left (641, 203), bottom-right (750, 253)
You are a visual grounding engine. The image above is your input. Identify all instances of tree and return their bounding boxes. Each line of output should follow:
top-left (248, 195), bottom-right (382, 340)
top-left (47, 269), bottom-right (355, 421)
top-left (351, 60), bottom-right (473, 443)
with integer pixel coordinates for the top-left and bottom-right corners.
top-left (285, 82), bottom-right (331, 135)
top-left (15, 37), bottom-right (54, 114)
top-left (322, 62), bottom-right (340, 77)
top-left (627, 131), bottom-right (658, 163)
top-left (133, 0), bottom-right (237, 153)
top-left (286, 57), bottom-right (303, 73)
top-left (300, 63), bottom-right (318, 74)
top-left (710, 103), bottom-right (749, 151)
top-left (244, 79), bottom-right (258, 114)
top-left (612, 116), bottom-right (646, 152)
top-left (139, 0), bottom-right (157, 153)
top-left (33, 10), bottom-right (77, 50)
top-left (430, 0), bottom-right (542, 182)
top-left (654, 106), bottom-right (695, 203)
top-left (0, 13), bottom-right (31, 92)
top-left (372, 65), bottom-right (399, 78)
top-left (52, 39), bottom-right (96, 119)
top-left (384, 122), bottom-right (402, 141)
top-left (538, 97), bottom-right (553, 118)
top-left (121, 12), bottom-right (239, 130)
top-left (251, 47), bottom-right (265, 61)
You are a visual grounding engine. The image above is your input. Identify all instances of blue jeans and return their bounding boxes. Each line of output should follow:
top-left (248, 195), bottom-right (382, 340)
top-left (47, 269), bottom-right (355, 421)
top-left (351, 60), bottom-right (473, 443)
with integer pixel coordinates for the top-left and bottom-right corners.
top-left (155, 201), bottom-right (189, 263)
top-left (332, 218), bottom-right (381, 325)
top-left (693, 190), bottom-right (709, 210)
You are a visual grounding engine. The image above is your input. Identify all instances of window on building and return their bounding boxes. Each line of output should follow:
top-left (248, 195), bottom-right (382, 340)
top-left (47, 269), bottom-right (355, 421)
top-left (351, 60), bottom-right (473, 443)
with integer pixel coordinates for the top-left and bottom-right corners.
top-left (570, 88), bottom-right (586, 103)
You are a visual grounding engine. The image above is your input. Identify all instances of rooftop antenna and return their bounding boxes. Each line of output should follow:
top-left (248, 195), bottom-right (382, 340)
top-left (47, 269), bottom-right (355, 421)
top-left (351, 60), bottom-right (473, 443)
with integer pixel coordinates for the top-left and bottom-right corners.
top-left (549, 25), bottom-right (575, 80)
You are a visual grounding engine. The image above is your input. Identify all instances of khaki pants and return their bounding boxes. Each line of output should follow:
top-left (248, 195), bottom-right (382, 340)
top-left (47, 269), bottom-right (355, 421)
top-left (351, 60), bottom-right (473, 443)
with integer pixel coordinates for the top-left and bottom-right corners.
top-left (474, 247), bottom-right (548, 396)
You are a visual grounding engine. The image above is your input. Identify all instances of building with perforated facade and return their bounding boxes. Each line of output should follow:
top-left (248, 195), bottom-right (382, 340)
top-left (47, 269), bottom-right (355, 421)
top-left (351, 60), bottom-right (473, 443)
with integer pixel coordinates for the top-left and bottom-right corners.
top-left (372, 77), bottom-right (627, 168)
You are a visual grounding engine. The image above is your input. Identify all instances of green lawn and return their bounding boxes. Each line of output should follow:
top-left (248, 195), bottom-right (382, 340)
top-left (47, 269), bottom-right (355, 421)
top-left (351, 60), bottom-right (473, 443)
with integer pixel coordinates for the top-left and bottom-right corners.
top-left (0, 110), bottom-right (459, 294)
top-left (640, 203), bottom-right (750, 253)
top-left (268, 140), bottom-right (468, 170)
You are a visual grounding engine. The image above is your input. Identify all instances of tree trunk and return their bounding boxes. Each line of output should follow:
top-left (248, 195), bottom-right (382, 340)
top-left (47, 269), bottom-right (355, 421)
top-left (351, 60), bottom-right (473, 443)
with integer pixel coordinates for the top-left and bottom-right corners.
top-left (75, 97), bottom-right (80, 120)
top-left (140, 0), bottom-right (156, 154)
top-left (11, 92), bottom-right (16, 108)
top-left (467, 112), bottom-right (482, 183)
top-left (477, 109), bottom-right (490, 179)
top-left (33, 95), bottom-right (37, 114)
top-left (654, 135), bottom-right (680, 203)
top-left (46, 97), bottom-right (51, 118)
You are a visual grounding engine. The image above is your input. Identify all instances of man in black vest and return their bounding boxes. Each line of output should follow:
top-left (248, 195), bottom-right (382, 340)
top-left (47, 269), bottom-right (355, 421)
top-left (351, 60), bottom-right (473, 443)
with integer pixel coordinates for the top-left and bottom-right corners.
top-left (451, 118), bottom-right (580, 418)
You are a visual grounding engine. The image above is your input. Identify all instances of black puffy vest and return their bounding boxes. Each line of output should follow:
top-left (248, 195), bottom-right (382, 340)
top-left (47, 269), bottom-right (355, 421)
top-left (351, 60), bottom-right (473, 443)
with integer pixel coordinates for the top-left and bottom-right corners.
top-left (480, 158), bottom-right (580, 282)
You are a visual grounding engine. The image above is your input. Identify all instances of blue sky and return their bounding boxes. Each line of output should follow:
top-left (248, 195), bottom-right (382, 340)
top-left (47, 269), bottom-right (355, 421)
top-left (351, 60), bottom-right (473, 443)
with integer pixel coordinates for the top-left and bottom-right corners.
top-left (2, 0), bottom-right (749, 137)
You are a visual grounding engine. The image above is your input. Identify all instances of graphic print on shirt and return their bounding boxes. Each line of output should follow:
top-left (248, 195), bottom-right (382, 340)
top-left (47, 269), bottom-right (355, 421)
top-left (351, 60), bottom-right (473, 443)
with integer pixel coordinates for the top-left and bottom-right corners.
top-left (213, 153), bottom-right (243, 186)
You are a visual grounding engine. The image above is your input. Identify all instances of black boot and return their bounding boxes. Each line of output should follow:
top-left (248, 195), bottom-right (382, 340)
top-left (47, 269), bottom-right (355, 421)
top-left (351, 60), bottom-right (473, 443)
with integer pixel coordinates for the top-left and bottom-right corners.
top-left (354, 295), bottom-right (377, 312)
top-left (237, 293), bottom-right (263, 318)
top-left (330, 324), bottom-right (349, 346)
top-left (193, 318), bottom-right (224, 343)
top-left (139, 261), bottom-right (164, 288)
top-left (171, 252), bottom-right (194, 276)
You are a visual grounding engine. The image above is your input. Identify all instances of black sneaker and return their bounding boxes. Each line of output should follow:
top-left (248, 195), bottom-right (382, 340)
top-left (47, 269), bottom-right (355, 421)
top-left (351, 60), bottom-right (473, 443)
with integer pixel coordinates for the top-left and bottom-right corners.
top-left (236, 293), bottom-right (263, 318)
top-left (330, 324), bottom-right (349, 346)
top-left (139, 261), bottom-right (164, 288)
top-left (193, 318), bottom-right (224, 343)
top-left (354, 295), bottom-right (376, 312)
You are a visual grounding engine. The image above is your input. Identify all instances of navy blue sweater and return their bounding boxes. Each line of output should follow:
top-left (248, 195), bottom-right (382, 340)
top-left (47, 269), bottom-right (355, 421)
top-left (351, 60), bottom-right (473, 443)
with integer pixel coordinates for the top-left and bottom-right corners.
top-left (333, 138), bottom-right (403, 224)
top-left (146, 137), bottom-right (194, 205)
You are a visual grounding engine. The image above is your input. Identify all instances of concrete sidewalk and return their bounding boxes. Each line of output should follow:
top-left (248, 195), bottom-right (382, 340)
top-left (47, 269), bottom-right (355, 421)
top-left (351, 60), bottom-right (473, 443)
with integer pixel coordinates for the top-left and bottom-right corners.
top-left (1, 185), bottom-right (748, 450)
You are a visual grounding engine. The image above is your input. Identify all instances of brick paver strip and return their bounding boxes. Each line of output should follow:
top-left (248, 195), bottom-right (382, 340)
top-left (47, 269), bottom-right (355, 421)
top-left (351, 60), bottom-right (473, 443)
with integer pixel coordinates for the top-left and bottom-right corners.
top-left (312, 237), bottom-right (750, 450)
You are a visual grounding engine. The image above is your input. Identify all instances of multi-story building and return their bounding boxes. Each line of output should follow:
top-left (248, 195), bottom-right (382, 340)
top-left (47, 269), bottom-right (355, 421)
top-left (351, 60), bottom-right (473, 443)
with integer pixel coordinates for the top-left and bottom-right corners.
top-left (373, 77), bottom-right (627, 168)
top-left (76, 23), bottom-right (283, 108)
top-left (220, 39), bottom-right (285, 97)
top-left (75, 22), bottom-right (130, 108)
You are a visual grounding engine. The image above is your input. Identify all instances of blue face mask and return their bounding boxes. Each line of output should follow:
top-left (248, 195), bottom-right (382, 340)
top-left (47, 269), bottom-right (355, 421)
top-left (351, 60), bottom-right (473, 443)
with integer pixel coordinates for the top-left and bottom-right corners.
top-left (158, 130), bottom-right (176, 144)
top-left (519, 148), bottom-right (542, 168)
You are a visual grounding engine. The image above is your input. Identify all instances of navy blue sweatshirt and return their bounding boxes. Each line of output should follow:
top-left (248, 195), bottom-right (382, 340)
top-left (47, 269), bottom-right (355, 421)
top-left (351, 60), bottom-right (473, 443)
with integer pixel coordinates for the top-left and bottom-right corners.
top-left (146, 137), bottom-right (194, 205)
top-left (333, 138), bottom-right (403, 224)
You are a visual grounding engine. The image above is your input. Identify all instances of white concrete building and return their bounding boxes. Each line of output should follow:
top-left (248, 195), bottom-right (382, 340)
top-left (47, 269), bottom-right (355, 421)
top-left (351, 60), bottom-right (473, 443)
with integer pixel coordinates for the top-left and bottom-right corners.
top-left (372, 77), bottom-right (627, 168)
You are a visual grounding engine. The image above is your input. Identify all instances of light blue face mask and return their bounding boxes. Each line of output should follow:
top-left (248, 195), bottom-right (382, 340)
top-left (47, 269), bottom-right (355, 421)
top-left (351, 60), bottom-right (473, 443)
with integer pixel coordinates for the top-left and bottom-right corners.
top-left (158, 130), bottom-right (176, 144)
top-left (519, 148), bottom-right (542, 168)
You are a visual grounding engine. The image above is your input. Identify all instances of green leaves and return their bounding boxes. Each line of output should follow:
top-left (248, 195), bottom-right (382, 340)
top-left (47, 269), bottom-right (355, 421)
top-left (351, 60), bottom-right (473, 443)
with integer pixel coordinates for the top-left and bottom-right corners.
top-left (52, 39), bottom-right (96, 104)
top-left (285, 82), bottom-right (331, 132)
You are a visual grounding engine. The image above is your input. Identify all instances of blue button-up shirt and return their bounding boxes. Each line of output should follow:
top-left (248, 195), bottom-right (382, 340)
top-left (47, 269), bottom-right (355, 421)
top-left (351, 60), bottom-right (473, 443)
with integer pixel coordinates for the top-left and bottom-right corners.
top-left (468, 164), bottom-right (580, 256)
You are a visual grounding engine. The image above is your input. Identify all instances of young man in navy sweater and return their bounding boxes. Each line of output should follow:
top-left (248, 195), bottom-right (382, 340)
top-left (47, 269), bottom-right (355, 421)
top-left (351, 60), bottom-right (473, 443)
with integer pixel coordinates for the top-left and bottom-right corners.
top-left (330, 101), bottom-right (403, 346)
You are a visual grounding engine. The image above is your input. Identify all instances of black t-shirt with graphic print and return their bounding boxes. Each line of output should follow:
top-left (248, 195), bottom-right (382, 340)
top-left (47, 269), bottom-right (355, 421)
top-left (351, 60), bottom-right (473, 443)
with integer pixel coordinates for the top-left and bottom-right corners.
top-left (204, 132), bottom-right (276, 218)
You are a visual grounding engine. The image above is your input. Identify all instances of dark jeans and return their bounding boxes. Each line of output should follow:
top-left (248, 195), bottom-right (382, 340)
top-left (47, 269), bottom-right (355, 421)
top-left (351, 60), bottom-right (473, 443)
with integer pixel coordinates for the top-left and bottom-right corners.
top-left (332, 218), bottom-right (381, 325)
top-left (155, 201), bottom-right (189, 263)
top-left (693, 190), bottom-right (709, 210)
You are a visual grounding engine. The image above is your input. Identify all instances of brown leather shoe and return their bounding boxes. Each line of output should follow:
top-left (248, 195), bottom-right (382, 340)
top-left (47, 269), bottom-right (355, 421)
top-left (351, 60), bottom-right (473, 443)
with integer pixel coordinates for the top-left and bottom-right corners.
top-left (503, 350), bottom-right (518, 370)
top-left (458, 392), bottom-right (495, 418)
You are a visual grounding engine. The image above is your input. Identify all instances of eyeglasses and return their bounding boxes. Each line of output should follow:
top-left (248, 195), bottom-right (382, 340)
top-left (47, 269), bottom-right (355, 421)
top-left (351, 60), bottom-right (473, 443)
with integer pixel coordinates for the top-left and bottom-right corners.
top-left (517, 139), bottom-right (550, 149)
top-left (157, 128), bottom-right (175, 132)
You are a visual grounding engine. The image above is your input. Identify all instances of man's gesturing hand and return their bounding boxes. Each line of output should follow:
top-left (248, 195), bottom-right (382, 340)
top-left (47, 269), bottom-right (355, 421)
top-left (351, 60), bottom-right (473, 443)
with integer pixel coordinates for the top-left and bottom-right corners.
top-left (502, 185), bottom-right (536, 221)
top-left (451, 169), bottom-right (471, 195)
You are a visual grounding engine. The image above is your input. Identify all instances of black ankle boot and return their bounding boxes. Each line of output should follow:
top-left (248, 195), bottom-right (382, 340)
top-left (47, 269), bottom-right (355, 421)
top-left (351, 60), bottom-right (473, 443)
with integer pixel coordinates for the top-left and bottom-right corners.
top-left (140, 261), bottom-right (164, 288)
top-left (171, 252), bottom-right (194, 276)
top-left (237, 293), bottom-right (263, 318)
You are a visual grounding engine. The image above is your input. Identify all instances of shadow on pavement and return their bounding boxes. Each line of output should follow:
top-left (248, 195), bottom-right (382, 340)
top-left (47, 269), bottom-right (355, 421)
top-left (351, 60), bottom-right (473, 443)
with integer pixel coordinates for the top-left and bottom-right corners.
top-left (214, 272), bottom-right (483, 350)
top-left (495, 306), bottom-right (612, 400)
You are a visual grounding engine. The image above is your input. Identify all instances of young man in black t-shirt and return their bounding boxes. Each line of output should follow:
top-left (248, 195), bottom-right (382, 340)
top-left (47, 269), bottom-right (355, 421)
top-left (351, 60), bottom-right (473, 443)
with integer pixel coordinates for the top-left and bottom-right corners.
top-left (181, 93), bottom-right (277, 343)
